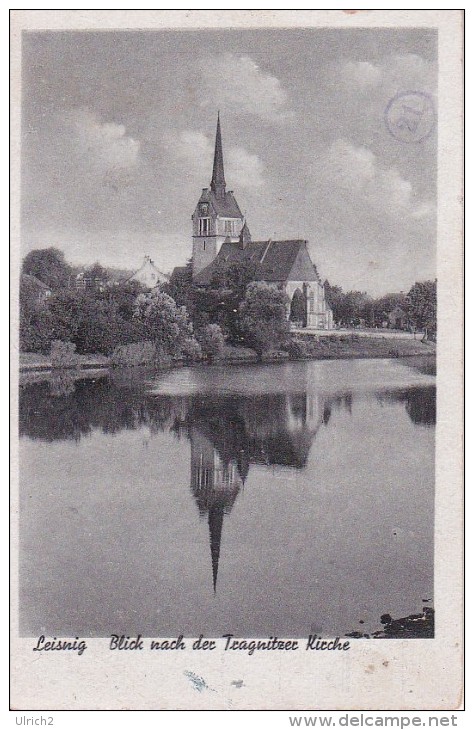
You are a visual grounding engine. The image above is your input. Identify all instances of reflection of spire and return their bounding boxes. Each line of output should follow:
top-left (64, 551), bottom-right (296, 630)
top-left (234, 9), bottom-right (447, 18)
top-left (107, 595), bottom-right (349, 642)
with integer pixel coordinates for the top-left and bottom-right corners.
top-left (189, 425), bottom-right (242, 592)
top-left (208, 505), bottom-right (224, 592)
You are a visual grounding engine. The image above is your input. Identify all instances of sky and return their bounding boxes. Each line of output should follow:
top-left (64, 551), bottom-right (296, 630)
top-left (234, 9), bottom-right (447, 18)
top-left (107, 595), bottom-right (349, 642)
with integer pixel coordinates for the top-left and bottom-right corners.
top-left (21, 28), bottom-right (437, 295)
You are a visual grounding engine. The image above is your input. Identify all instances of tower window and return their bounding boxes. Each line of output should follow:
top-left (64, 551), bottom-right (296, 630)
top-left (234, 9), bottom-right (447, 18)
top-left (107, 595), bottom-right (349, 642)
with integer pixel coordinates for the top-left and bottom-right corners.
top-left (203, 241), bottom-right (206, 250)
top-left (199, 218), bottom-right (210, 235)
top-left (224, 220), bottom-right (234, 235)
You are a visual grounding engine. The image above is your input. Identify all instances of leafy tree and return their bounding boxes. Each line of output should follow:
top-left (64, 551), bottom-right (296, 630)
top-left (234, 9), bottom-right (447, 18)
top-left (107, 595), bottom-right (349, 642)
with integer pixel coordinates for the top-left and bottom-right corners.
top-left (82, 262), bottom-right (110, 291)
top-left (196, 324), bottom-right (225, 361)
top-left (102, 280), bottom-right (145, 321)
top-left (324, 281), bottom-right (372, 326)
top-left (209, 258), bottom-right (257, 296)
top-left (239, 282), bottom-right (289, 358)
top-left (22, 248), bottom-right (72, 290)
top-left (323, 281), bottom-right (345, 325)
top-left (162, 260), bottom-right (194, 314)
top-left (135, 290), bottom-right (193, 356)
top-left (405, 280), bottom-right (437, 338)
top-left (47, 289), bottom-right (85, 343)
top-left (73, 296), bottom-right (125, 355)
top-left (192, 259), bottom-right (259, 343)
top-left (19, 307), bottom-right (53, 353)
top-left (370, 292), bottom-right (406, 327)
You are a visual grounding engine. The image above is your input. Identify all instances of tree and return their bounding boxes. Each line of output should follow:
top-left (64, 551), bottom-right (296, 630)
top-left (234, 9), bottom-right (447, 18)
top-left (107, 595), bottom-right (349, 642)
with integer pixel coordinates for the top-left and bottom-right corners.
top-left (323, 281), bottom-right (374, 327)
top-left (239, 282), bottom-right (289, 358)
top-left (405, 280), bottom-right (437, 338)
top-left (192, 259), bottom-right (259, 343)
top-left (47, 289), bottom-right (85, 343)
top-left (83, 262), bottom-right (110, 291)
top-left (134, 290), bottom-right (193, 356)
top-left (196, 324), bottom-right (225, 361)
top-left (162, 260), bottom-right (194, 314)
top-left (371, 292), bottom-right (406, 327)
top-left (22, 248), bottom-right (72, 290)
top-left (324, 281), bottom-right (345, 325)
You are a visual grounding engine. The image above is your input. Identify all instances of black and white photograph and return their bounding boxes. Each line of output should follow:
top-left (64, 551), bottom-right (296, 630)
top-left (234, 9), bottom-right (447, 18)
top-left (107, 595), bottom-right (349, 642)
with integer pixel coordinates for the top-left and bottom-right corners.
top-left (10, 9), bottom-right (463, 712)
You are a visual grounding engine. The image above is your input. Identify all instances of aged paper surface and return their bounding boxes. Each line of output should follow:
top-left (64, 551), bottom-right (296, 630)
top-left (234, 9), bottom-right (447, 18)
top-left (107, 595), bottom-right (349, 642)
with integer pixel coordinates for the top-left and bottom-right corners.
top-left (10, 10), bottom-right (463, 711)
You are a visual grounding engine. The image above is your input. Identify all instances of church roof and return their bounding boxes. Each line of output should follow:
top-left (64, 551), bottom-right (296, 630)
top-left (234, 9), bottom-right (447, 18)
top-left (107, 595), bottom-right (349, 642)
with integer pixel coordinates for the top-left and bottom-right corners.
top-left (194, 239), bottom-right (321, 286)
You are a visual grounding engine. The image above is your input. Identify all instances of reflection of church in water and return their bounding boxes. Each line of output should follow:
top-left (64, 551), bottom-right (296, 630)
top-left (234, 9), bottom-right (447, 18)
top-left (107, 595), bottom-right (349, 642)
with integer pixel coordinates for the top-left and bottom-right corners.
top-left (188, 392), bottom-right (327, 591)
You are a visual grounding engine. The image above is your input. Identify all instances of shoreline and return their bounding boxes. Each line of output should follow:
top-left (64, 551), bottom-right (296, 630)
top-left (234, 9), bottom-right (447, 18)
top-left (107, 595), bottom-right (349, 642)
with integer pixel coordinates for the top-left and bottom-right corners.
top-left (19, 338), bottom-right (436, 375)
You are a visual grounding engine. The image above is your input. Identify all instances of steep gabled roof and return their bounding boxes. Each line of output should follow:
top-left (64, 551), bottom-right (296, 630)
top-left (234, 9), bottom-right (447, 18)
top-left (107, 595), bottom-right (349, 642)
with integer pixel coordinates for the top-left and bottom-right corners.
top-left (194, 239), bottom-right (321, 286)
top-left (21, 273), bottom-right (52, 291)
top-left (194, 187), bottom-right (243, 219)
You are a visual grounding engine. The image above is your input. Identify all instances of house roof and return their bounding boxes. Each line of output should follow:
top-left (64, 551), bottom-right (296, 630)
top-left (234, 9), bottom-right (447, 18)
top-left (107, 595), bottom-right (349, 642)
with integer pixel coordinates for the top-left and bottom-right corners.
top-left (170, 265), bottom-right (189, 281)
top-left (21, 273), bottom-right (51, 291)
top-left (194, 239), bottom-right (321, 286)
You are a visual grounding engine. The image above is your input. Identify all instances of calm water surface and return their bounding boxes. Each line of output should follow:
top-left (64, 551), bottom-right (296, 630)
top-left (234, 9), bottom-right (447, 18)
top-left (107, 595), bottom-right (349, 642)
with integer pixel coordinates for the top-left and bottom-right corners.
top-left (19, 358), bottom-right (435, 637)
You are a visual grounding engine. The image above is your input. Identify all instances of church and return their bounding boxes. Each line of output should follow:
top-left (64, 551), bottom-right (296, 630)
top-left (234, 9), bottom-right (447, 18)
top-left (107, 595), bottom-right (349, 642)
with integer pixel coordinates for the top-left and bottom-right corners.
top-left (190, 115), bottom-right (333, 330)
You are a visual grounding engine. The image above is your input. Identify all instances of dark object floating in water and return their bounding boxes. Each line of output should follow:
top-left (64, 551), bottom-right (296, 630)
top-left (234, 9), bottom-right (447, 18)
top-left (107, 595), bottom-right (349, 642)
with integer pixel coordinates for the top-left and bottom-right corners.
top-left (346, 607), bottom-right (434, 639)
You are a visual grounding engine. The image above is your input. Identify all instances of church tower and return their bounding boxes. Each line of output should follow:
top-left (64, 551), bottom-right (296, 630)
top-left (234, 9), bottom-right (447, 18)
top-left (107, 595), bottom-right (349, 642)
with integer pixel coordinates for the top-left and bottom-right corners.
top-left (191, 114), bottom-right (249, 277)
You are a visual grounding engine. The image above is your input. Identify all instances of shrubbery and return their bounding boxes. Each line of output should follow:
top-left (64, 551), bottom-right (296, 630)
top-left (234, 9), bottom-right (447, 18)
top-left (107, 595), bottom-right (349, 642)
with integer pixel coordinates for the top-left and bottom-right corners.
top-left (50, 340), bottom-right (80, 369)
top-left (181, 337), bottom-right (203, 362)
top-left (110, 341), bottom-right (157, 367)
top-left (286, 339), bottom-right (310, 359)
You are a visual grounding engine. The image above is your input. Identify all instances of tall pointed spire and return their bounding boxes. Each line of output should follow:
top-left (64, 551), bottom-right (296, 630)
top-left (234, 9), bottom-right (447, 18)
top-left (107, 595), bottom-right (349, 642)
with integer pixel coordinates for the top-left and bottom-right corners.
top-left (210, 112), bottom-right (226, 200)
top-left (208, 504), bottom-right (225, 592)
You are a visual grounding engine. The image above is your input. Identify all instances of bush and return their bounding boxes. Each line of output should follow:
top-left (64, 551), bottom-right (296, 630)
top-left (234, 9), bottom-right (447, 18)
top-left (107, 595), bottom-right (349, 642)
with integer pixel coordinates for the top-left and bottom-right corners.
top-left (50, 340), bottom-right (80, 369)
top-left (196, 324), bottom-right (225, 360)
top-left (286, 339), bottom-right (310, 359)
top-left (181, 337), bottom-right (202, 362)
top-left (110, 341), bottom-right (157, 367)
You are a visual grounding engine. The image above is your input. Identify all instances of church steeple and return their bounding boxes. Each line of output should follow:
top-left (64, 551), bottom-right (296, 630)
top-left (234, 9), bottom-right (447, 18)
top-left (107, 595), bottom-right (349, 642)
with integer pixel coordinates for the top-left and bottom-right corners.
top-left (210, 113), bottom-right (226, 200)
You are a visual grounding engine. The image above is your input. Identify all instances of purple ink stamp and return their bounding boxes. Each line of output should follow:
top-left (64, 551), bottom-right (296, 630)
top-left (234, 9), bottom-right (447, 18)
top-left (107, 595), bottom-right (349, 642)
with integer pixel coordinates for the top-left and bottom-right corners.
top-left (385, 90), bottom-right (436, 143)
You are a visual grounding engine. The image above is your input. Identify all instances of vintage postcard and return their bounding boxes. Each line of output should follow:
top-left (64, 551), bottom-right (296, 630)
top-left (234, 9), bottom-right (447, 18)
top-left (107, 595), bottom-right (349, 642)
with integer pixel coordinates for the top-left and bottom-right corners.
top-left (10, 10), bottom-right (463, 711)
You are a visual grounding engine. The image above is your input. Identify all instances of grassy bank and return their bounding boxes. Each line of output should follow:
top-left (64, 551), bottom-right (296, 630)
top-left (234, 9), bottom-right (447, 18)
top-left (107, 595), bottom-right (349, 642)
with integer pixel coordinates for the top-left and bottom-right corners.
top-left (19, 352), bottom-right (109, 371)
top-left (19, 336), bottom-right (435, 372)
top-left (291, 333), bottom-right (436, 360)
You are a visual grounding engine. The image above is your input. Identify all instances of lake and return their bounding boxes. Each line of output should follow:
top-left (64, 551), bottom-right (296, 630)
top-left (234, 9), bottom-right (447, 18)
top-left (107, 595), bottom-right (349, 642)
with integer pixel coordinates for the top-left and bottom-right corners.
top-left (19, 357), bottom-right (435, 638)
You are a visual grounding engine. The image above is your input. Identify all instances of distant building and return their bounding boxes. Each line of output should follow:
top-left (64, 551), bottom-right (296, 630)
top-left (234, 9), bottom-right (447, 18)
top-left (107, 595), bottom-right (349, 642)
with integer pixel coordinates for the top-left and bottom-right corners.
top-left (20, 273), bottom-right (52, 305)
top-left (127, 255), bottom-right (168, 289)
top-left (188, 115), bottom-right (332, 330)
top-left (74, 271), bottom-right (106, 292)
top-left (388, 306), bottom-right (408, 330)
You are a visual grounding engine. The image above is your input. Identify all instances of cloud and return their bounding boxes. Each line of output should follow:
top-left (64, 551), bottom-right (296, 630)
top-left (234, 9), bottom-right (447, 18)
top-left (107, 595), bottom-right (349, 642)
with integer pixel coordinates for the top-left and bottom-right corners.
top-left (226, 147), bottom-right (264, 189)
top-left (318, 138), bottom-right (434, 219)
top-left (167, 129), bottom-right (264, 190)
top-left (200, 54), bottom-right (292, 122)
top-left (342, 60), bottom-right (382, 88)
top-left (412, 200), bottom-right (437, 220)
top-left (65, 108), bottom-right (140, 171)
top-left (340, 53), bottom-right (436, 98)
top-left (171, 130), bottom-right (212, 161)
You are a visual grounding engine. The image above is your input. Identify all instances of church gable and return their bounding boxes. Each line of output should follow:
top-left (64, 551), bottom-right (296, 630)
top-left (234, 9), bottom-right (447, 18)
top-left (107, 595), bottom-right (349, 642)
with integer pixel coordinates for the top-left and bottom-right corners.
top-left (287, 243), bottom-right (321, 283)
